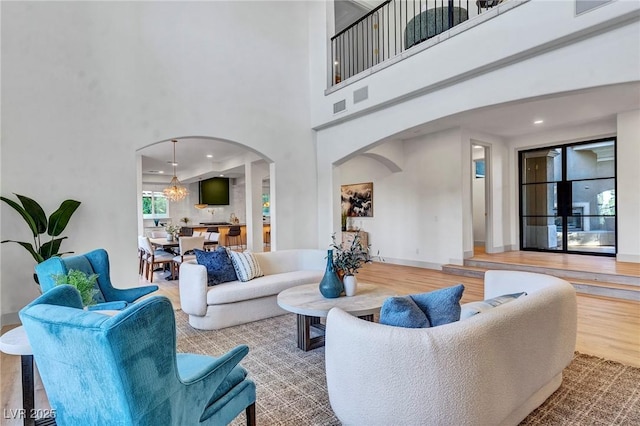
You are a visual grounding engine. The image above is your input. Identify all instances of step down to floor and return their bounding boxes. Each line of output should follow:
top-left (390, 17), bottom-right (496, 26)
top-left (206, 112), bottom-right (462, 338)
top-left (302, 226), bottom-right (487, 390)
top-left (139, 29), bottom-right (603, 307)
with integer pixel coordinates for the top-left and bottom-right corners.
top-left (441, 264), bottom-right (486, 279)
top-left (463, 259), bottom-right (639, 286)
top-left (441, 263), bottom-right (640, 302)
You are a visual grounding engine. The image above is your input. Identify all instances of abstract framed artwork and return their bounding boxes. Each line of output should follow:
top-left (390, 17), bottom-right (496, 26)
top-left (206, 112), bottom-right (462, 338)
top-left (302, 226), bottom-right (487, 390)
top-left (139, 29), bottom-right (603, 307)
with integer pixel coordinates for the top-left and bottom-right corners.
top-left (341, 182), bottom-right (373, 217)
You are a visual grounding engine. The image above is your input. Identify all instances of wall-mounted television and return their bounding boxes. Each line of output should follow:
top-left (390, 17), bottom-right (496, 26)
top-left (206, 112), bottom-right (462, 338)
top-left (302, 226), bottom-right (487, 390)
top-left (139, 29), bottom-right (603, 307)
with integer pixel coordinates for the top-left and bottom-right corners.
top-left (199, 177), bottom-right (230, 205)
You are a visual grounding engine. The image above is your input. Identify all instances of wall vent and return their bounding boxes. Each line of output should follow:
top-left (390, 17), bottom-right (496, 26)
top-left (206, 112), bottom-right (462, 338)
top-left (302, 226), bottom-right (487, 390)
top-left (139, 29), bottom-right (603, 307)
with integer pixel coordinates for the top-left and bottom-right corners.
top-left (353, 86), bottom-right (369, 104)
top-left (575, 0), bottom-right (611, 15)
top-left (333, 99), bottom-right (346, 114)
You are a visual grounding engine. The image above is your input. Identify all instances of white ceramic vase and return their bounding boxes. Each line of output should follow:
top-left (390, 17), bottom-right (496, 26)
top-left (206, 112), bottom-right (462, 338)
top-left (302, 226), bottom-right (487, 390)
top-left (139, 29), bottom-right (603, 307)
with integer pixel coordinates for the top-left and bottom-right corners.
top-left (343, 274), bottom-right (358, 297)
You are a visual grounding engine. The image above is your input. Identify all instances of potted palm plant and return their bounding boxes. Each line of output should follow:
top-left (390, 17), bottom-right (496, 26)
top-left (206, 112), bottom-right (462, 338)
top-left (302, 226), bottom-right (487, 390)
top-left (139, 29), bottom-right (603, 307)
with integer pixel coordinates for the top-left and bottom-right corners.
top-left (1, 193), bottom-right (81, 281)
top-left (330, 231), bottom-right (371, 296)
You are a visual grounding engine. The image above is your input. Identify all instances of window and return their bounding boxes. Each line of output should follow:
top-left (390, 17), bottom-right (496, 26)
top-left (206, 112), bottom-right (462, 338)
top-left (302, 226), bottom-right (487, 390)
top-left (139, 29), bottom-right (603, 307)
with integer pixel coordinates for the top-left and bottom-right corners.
top-left (262, 194), bottom-right (270, 217)
top-left (142, 191), bottom-right (169, 219)
top-left (519, 138), bottom-right (616, 256)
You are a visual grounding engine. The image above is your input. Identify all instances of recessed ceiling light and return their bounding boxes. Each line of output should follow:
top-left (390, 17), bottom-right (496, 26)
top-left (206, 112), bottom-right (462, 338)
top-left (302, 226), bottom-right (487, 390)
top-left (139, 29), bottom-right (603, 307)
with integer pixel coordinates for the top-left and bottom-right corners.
top-left (167, 161), bottom-right (178, 166)
top-left (534, 120), bottom-right (544, 124)
top-left (219, 174), bottom-right (224, 177)
top-left (158, 171), bottom-right (164, 174)
top-left (206, 155), bottom-right (213, 158)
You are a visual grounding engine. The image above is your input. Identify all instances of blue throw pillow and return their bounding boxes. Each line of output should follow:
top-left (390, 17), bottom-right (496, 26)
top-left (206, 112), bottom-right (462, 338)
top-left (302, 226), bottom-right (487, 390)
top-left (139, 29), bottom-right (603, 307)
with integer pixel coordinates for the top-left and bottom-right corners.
top-left (410, 284), bottom-right (465, 326)
top-left (379, 296), bottom-right (430, 328)
top-left (194, 248), bottom-right (237, 286)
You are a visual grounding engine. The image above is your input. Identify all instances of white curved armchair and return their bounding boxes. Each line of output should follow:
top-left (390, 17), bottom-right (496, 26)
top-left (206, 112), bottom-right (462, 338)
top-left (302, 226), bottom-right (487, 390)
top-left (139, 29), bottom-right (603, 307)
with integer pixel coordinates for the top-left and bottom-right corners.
top-left (325, 271), bottom-right (577, 426)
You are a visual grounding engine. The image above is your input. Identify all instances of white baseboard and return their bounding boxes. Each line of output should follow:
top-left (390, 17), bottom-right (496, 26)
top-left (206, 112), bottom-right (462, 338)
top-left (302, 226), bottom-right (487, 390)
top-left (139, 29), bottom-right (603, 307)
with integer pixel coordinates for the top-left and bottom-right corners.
top-left (486, 245), bottom-right (507, 254)
top-left (379, 257), bottom-right (442, 270)
top-left (616, 253), bottom-right (640, 263)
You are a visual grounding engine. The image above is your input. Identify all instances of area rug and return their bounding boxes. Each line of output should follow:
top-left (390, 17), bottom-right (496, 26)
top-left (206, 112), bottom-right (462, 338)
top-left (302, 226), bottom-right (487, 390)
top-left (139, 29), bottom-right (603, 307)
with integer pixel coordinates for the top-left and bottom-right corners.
top-left (175, 311), bottom-right (640, 425)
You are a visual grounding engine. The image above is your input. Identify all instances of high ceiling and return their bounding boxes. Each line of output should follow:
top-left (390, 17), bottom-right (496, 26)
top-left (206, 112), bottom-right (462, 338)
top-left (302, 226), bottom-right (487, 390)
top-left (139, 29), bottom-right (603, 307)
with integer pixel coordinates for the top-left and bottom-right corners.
top-left (140, 82), bottom-right (639, 183)
top-left (392, 83), bottom-right (640, 141)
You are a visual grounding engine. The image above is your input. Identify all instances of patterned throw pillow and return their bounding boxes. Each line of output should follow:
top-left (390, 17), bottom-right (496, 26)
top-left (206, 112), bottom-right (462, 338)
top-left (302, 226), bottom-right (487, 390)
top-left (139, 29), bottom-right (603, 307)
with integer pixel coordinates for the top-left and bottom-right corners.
top-left (194, 248), bottom-right (237, 286)
top-left (227, 250), bottom-right (264, 282)
top-left (460, 292), bottom-right (527, 320)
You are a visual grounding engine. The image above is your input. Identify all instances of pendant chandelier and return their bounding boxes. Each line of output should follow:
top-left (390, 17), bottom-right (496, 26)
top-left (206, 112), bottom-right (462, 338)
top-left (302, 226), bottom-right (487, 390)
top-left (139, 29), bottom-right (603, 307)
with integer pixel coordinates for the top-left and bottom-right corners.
top-left (163, 139), bottom-right (189, 202)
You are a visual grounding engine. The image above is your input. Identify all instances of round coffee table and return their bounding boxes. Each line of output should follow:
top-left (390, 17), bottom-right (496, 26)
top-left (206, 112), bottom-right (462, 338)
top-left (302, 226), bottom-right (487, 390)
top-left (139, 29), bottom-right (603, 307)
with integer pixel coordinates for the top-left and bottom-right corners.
top-left (277, 282), bottom-right (396, 351)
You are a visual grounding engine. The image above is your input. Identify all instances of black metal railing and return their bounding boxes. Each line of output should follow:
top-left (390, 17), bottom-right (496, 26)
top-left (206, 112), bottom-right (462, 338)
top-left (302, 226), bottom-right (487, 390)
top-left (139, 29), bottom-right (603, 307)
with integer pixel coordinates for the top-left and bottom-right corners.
top-left (330, 0), bottom-right (503, 86)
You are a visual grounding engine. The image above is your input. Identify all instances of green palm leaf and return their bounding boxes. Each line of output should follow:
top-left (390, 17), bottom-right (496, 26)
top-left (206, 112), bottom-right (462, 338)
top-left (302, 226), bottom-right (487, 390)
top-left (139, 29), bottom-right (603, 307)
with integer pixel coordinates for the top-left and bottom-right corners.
top-left (0, 240), bottom-right (44, 263)
top-left (40, 237), bottom-right (68, 260)
top-left (47, 200), bottom-right (81, 237)
top-left (2, 194), bottom-right (81, 266)
top-left (0, 196), bottom-right (39, 237)
top-left (16, 194), bottom-right (48, 234)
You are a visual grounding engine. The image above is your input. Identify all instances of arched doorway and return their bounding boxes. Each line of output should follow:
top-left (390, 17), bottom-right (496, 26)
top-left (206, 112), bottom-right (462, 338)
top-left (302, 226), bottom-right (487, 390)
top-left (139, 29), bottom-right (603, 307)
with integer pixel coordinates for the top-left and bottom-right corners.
top-left (136, 136), bottom-right (273, 252)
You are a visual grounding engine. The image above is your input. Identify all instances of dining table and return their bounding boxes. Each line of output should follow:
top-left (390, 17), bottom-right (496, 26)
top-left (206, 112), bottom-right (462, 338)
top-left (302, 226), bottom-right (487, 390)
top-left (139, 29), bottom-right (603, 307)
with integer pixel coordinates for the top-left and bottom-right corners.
top-left (149, 237), bottom-right (218, 252)
top-left (148, 237), bottom-right (217, 281)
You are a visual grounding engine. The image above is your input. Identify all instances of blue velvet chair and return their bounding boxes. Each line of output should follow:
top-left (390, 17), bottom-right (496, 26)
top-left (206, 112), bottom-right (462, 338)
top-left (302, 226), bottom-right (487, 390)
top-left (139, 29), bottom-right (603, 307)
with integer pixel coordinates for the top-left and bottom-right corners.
top-left (34, 248), bottom-right (158, 310)
top-left (19, 285), bottom-right (257, 426)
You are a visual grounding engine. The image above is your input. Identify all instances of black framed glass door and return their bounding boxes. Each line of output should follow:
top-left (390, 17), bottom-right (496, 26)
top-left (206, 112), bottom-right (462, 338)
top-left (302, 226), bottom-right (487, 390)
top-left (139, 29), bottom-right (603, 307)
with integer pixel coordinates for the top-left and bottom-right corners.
top-left (519, 138), bottom-right (616, 256)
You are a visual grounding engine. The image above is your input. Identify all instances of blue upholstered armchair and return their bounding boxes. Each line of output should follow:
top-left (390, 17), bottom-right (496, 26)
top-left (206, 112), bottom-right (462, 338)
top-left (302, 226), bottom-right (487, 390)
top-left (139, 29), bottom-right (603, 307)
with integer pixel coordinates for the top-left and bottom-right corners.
top-left (19, 285), bottom-right (257, 425)
top-left (34, 248), bottom-right (158, 310)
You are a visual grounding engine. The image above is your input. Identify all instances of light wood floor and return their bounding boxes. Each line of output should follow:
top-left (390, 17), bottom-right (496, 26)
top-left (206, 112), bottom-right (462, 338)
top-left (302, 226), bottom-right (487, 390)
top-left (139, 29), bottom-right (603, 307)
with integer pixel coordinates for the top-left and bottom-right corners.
top-left (2, 256), bottom-right (639, 423)
top-left (470, 248), bottom-right (640, 277)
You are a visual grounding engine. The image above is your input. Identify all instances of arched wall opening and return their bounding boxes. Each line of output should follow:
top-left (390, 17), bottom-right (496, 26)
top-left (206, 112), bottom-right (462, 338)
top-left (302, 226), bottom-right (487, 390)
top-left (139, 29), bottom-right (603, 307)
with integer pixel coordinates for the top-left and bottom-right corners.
top-left (326, 128), bottom-right (472, 269)
top-left (136, 136), bottom-right (274, 252)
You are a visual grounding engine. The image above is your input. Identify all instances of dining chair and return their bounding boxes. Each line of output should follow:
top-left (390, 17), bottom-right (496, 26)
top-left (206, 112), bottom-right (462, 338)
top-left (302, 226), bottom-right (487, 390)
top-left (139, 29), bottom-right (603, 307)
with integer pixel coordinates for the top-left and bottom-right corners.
top-left (172, 236), bottom-right (205, 278)
top-left (19, 285), bottom-right (256, 425)
top-left (226, 226), bottom-right (243, 250)
top-left (139, 236), bottom-right (174, 283)
top-left (150, 230), bottom-right (168, 238)
top-left (138, 244), bottom-right (147, 276)
top-left (204, 231), bottom-right (220, 250)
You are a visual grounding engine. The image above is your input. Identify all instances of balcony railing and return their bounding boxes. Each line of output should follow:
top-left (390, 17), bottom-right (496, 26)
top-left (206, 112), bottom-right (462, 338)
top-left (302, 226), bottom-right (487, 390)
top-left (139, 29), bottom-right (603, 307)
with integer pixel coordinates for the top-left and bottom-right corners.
top-left (330, 0), bottom-right (503, 86)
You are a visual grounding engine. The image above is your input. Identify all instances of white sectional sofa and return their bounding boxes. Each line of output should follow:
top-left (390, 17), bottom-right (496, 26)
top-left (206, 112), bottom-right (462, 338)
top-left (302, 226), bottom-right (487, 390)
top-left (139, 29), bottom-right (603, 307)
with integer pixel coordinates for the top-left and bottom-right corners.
top-left (179, 249), bottom-right (326, 330)
top-left (325, 270), bottom-right (578, 426)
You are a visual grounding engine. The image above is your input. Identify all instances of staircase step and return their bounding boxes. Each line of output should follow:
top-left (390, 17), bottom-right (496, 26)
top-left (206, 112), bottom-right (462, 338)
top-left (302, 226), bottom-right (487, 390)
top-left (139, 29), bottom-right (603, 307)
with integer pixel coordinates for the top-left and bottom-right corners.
top-left (441, 263), bottom-right (639, 302)
top-left (569, 279), bottom-right (640, 302)
top-left (463, 259), bottom-right (640, 286)
top-left (441, 264), bottom-right (486, 279)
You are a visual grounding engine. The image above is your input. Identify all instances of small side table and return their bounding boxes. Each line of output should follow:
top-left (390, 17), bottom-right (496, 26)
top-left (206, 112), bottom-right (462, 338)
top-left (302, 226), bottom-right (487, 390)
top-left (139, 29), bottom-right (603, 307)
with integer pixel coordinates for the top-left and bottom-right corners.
top-left (0, 326), bottom-right (56, 426)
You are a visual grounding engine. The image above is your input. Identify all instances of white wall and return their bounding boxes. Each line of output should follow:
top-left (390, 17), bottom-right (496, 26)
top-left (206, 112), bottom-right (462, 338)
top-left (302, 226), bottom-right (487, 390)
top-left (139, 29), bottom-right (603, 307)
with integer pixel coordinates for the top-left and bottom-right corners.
top-left (616, 110), bottom-right (640, 263)
top-left (0, 1), bottom-right (316, 324)
top-left (337, 129), bottom-right (466, 268)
